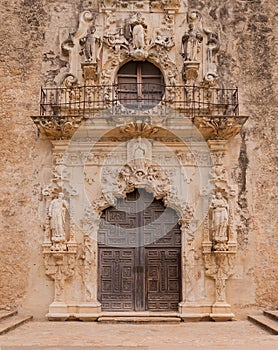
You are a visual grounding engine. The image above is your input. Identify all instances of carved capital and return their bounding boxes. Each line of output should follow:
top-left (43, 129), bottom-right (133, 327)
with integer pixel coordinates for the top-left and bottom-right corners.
top-left (31, 115), bottom-right (86, 140)
top-left (193, 116), bottom-right (248, 141)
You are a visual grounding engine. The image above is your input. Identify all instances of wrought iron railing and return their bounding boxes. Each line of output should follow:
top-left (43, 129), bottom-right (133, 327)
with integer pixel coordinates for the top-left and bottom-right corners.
top-left (39, 83), bottom-right (239, 118)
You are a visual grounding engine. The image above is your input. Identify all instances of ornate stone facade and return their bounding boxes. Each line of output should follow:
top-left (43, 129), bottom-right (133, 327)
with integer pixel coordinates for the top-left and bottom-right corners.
top-left (1, 0), bottom-right (277, 322)
top-left (30, 0), bottom-right (248, 321)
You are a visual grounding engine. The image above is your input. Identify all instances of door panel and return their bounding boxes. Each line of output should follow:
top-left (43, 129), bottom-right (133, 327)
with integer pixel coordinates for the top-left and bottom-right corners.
top-left (99, 248), bottom-right (135, 311)
top-left (145, 248), bottom-right (181, 311)
top-left (98, 189), bottom-right (181, 312)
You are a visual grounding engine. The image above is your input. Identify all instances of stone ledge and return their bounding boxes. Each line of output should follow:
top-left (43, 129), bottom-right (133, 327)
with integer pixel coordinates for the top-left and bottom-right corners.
top-left (98, 316), bottom-right (181, 323)
top-left (46, 313), bottom-right (71, 321)
top-left (210, 313), bottom-right (235, 322)
top-left (179, 313), bottom-right (211, 322)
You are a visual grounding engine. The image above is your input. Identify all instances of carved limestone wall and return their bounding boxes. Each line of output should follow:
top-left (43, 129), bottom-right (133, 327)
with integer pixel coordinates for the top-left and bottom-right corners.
top-left (1, 0), bottom-right (277, 321)
top-left (51, 1), bottom-right (221, 89)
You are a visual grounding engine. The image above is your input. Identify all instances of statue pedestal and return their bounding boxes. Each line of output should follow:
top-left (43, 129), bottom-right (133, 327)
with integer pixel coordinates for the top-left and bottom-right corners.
top-left (210, 302), bottom-right (234, 321)
top-left (179, 301), bottom-right (211, 321)
top-left (47, 302), bottom-right (70, 321)
top-left (74, 302), bottom-right (101, 321)
top-left (179, 301), bottom-right (234, 321)
top-left (81, 62), bottom-right (98, 82)
top-left (46, 301), bottom-right (101, 321)
top-left (183, 61), bottom-right (200, 83)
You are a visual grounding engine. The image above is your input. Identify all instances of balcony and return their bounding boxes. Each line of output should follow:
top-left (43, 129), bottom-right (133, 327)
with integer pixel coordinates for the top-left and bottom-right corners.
top-left (39, 83), bottom-right (239, 118)
top-left (32, 83), bottom-right (247, 140)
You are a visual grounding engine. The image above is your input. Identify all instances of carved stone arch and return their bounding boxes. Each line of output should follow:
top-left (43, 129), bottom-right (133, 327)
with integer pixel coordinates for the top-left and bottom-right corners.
top-left (91, 156), bottom-right (194, 314)
top-left (92, 158), bottom-right (194, 231)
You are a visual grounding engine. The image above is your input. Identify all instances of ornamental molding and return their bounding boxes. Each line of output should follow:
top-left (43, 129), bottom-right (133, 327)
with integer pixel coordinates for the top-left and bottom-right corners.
top-left (31, 115), bottom-right (86, 140)
top-left (193, 116), bottom-right (248, 141)
top-left (91, 158), bottom-right (193, 231)
top-left (43, 243), bottom-right (78, 303)
top-left (204, 251), bottom-right (235, 304)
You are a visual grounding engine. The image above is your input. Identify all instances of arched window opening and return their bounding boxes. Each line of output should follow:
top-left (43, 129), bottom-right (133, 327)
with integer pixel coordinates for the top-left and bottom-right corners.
top-left (117, 61), bottom-right (165, 110)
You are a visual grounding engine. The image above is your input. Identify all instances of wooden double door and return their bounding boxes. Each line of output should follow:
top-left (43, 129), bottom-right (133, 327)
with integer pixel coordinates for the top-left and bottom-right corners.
top-left (98, 189), bottom-right (181, 312)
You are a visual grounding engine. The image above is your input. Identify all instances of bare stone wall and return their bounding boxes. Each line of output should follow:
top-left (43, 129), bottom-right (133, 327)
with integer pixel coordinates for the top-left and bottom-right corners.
top-left (190, 0), bottom-right (278, 310)
top-left (0, 0), bottom-right (44, 308)
top-left (0, 0), bottom-right (277, 317)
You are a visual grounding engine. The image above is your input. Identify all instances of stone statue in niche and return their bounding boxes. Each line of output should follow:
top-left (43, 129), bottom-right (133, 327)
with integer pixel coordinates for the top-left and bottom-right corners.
top-left (48, 192), bottom-right (69, 243)
top-left (80, 25), bottom-right (102, 63)
top-left (125, 13), bottom-right (148, 59)
top-left (210, 192), bottom-right (229, 250)
top-left (129, 13), bottom-right (146, 50)
top-left (182, 23), bottom-right (203, 61)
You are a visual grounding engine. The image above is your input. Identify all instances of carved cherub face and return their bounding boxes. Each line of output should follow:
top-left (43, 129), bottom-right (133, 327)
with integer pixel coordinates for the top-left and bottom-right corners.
top-left (215, 192), bottom-right (222, 199)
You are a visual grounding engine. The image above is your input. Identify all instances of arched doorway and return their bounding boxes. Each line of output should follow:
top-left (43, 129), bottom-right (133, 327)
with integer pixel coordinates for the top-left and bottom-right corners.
top-left (98, 188), bottom-right (181, 311)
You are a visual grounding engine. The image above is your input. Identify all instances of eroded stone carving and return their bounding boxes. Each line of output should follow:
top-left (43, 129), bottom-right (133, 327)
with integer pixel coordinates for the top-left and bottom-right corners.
top-left (104, 30), bottom-right (129, 53)
top-left (194, 116), bottom-right (249, 141)
top-left (80, 25), bottom-right (103, 63)
top-left (100, 0), bottom-right (118, 10)
top-left (199, 139), bottom-right (237, 320)
top-left (210, 192), bottom-right (229, 251)
top-left (81, 235), bottom-right (96, 301)
top-left (43, 245), bottom-right (77, 302)
top-left (151, 29), bottom-right (175, 51)
top-left (118, 160), bottom-right (170, 199)
top-left (126, 12), bottom-right (148, 59)
top-left (150, 0), bottom-right (181, 12)
top-left (204, 252), bottom-right (235, 304)
top-left (181, 9), bottom-right (221, 85)
top-left (31, 116), bottom-right (85, 140)
top-left (48, 193), bottom-right (69, 248)
top-left (204, 31), bottom-right (220, 82)
top-left (119, 122), bottom-right (160, 138)
top-left (182, 23), bottom-right (203, 62)
top-left (42, 150), bottom-right (78, 199)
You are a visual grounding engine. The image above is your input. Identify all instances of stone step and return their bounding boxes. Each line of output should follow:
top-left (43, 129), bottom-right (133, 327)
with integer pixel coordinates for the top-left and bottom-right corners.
top-left (248, 314), bottom-right (278, 335)
top-left (0, 315), bottom-right (33, 335)
top-left (100, 311), bottom-right (179, 317)
top-left (264, 310), bottom-right (278, 321)
top-left (98, 316), bottom-right (181, 323)
top-left (0, 309), bottom-right (17, 321)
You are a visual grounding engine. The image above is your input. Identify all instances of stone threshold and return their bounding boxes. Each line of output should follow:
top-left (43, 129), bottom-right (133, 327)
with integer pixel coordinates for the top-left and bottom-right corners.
top-left (98, 312), bottom-right (181, 323)
top-left (100, 311), bottom-right (179, 317)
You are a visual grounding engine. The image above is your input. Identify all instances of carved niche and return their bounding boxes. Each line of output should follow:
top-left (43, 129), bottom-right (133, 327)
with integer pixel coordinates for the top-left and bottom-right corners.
top-left (181, 10), bottom-right (220, 85)
top-left (61, 11), bottom-right (103, 85)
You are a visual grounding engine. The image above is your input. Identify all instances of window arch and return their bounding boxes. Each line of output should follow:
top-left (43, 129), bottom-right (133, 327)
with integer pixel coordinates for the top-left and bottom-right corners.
top-left (117, 61), bottom-right (165, 110)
